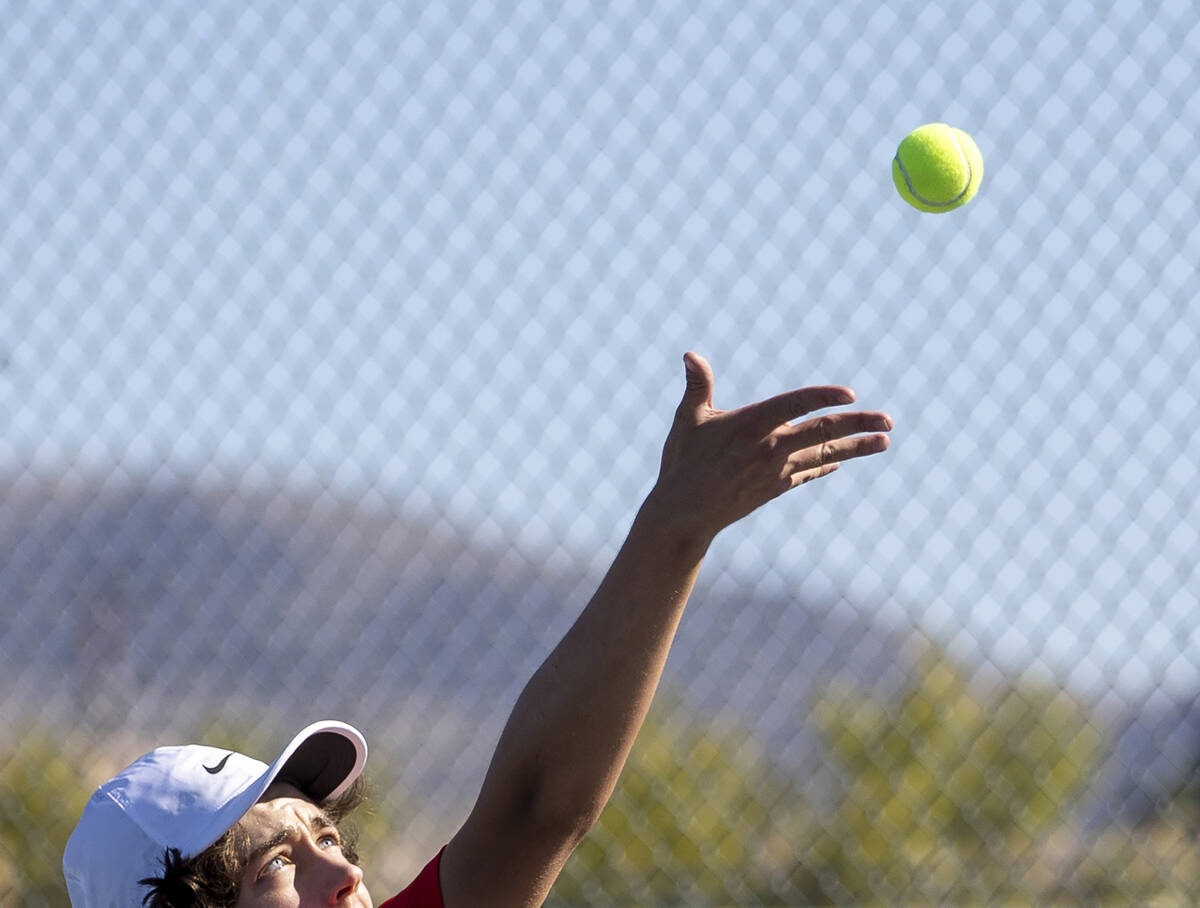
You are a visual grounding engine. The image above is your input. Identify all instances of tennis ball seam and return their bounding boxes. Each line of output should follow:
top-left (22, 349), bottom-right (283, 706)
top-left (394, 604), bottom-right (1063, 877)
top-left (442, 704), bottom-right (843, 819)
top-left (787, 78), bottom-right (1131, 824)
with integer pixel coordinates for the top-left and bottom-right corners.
top-left (893, 129), bottom-right (974, 209)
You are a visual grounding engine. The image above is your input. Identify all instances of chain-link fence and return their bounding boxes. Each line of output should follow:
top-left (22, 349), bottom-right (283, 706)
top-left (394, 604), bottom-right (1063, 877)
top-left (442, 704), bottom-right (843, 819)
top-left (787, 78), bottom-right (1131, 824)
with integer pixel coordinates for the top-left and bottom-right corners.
top-left (3, 0), bottom-right (1199, 904)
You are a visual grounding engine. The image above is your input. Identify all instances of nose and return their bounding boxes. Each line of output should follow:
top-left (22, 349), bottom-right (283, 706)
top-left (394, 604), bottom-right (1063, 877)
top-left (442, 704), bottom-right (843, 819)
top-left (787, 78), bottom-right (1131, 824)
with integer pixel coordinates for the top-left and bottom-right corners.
top-left (332, 861), bottom-right (364, 904)
top-left (315, 846), bottom-right (365, 905)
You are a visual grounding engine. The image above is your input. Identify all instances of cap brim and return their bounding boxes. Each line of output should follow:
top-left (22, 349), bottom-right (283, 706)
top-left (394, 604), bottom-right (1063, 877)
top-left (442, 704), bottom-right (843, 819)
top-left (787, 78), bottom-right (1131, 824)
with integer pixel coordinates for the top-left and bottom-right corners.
top-left (265, 720), bottom-right (368, 803)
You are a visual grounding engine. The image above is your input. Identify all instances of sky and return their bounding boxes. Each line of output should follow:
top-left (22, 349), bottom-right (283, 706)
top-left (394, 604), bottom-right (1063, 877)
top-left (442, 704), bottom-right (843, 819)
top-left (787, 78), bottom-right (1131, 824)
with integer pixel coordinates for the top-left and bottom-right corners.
top-left (2, 0), bottom-right (1198, 699)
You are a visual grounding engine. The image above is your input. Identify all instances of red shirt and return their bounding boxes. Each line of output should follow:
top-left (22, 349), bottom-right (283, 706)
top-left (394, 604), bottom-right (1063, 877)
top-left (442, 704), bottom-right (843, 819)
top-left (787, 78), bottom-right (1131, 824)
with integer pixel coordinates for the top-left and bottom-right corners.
top-left (377, 847), bottom-right (444, 908)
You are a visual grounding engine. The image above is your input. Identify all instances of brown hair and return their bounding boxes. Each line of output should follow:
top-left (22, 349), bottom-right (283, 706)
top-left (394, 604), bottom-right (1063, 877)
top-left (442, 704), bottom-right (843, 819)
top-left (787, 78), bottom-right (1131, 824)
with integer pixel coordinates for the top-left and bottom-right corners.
top-left (138, 777), bottom-right (367, 908)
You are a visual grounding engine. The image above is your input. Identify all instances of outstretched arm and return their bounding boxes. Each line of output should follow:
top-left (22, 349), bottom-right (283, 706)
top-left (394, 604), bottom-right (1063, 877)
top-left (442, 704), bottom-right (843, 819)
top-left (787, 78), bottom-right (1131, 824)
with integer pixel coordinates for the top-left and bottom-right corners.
top-left (439, 352), bottom-right (892, 907)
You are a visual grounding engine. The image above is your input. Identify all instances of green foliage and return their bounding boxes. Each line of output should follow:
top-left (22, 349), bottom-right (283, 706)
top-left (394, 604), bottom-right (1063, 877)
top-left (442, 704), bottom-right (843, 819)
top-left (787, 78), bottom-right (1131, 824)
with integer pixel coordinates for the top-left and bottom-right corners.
top-left (546, 645), bottom-right (1115, 906)
top-left (549, 699), bottom-right (796, 906)
top-left (13, 657), bottom-right (1187, 907)
top-left (0, 728), bottom-right (95, 907)
top-left (806, 643), bottom-right (1105, 904)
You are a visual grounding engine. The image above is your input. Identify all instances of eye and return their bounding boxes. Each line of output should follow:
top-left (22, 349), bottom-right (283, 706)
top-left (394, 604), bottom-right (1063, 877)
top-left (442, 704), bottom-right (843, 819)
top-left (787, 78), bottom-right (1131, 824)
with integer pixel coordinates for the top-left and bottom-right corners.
top-left (261, 854), bottom-right (290, 876)
top-left (318, 831), bottom-right (341, 849)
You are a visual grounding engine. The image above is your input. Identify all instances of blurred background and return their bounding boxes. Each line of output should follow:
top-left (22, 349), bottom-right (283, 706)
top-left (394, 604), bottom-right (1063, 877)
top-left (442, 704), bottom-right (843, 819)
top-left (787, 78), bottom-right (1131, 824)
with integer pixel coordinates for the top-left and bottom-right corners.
top-left (2, 0), bottom-right (1198, 904)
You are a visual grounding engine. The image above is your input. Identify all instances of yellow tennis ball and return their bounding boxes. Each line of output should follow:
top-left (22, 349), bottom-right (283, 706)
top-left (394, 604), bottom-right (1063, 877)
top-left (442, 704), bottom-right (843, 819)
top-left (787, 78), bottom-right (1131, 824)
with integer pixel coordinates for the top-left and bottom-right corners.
top-left (892, 123), bottom-right (983, 213)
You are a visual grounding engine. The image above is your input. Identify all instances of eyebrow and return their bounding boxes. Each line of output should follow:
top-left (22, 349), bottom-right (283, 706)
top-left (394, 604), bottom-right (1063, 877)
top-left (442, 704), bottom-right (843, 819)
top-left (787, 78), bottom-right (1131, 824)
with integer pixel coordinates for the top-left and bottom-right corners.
top-left (246, 810), bottom-right (339, 867)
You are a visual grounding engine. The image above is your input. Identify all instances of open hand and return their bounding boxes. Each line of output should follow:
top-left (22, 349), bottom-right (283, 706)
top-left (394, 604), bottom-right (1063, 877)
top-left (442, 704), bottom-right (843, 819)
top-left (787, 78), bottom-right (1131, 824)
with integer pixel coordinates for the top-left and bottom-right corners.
top-left (647, 352), bottom-right (893, 543)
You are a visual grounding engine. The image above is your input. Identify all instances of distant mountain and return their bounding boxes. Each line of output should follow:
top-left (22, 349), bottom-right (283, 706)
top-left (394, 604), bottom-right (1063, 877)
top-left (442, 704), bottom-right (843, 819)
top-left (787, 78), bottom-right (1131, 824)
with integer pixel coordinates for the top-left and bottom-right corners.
top-left (0, 475), bottom-right (903, 785)
top-left (2, 476), bottom-right (578, 726)
top-left (3, 474), bottom-right (1193, 823)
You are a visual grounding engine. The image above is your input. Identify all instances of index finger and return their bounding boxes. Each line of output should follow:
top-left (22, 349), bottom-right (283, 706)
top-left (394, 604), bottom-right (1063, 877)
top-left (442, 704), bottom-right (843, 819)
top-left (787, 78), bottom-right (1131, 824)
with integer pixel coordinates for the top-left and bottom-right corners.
top-left (741, 385), bottom-right (857, 436)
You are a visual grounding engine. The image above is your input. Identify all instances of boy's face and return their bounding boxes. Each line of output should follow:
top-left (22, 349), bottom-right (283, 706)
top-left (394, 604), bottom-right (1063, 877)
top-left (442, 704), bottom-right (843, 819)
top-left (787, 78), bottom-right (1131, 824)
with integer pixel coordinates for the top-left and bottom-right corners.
top-left (232, 782), bottom-right (372, 908)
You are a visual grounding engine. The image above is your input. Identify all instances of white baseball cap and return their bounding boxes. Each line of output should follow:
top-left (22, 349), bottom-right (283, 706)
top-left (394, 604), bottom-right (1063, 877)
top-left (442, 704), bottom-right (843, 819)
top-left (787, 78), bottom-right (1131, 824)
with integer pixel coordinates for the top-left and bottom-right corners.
top-left (63, 720), bottom-right (368, 908)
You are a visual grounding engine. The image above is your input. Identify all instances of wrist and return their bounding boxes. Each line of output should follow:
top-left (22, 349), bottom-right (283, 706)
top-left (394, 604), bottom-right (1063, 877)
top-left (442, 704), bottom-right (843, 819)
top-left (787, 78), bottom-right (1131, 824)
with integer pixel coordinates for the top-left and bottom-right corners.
top-left (630, 485), bottom-right (718, 564)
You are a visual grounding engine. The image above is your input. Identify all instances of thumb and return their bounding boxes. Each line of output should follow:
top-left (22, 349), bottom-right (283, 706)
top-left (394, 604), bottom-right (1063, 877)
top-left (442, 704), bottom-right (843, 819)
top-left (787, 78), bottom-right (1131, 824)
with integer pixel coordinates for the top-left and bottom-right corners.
top-left (678, 351), bottom-right (715, 420)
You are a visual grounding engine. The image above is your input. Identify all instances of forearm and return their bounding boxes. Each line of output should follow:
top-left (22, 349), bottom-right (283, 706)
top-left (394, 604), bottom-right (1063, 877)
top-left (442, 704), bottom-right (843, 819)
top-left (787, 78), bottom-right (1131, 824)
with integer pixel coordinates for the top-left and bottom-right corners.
top-left (476, 490), bottom-right (711, 836)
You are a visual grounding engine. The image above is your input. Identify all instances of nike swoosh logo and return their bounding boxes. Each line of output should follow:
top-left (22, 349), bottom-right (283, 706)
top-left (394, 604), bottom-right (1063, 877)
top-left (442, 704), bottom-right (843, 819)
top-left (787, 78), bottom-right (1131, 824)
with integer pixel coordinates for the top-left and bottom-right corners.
top-left (203, 753), bottom-right (232, 774)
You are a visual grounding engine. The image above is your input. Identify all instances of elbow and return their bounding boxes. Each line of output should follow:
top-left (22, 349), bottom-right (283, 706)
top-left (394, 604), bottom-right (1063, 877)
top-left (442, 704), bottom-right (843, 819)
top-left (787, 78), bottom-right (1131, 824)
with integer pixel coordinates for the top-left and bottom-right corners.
top-left (555, 795), bottom-right (607, 849)
top-left (519, 777), bottom-right (610, 853)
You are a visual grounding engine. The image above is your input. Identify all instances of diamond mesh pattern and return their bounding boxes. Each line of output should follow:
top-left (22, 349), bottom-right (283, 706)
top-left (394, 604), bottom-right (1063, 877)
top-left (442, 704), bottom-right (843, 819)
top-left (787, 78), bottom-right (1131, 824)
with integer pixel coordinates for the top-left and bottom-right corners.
top-left (3, 1), bottom-right (1199, 904)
